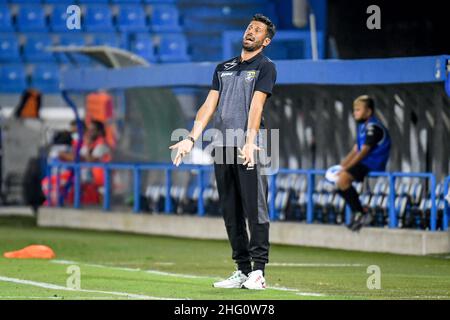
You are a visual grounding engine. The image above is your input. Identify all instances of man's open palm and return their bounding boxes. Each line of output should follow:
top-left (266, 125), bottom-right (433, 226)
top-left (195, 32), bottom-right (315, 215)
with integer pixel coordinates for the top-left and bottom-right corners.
top-left (238, 143), bottom-right (261, 167)
top-left (169, 139), bottom-right (194, 167)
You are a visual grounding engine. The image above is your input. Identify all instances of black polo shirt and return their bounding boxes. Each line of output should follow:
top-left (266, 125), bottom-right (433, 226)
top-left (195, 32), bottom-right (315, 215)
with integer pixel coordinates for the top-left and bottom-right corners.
top-left (211, 52), bottom-right (277, 147)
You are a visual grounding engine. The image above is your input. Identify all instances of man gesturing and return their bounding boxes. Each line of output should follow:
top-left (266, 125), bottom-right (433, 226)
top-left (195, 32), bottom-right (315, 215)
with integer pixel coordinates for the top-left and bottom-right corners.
top-left (170, 14), bottom-right (277, 290)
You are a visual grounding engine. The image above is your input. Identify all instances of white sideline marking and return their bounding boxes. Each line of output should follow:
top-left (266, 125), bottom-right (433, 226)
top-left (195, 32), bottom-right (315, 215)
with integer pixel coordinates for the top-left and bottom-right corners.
top-left (52, 260), bottom-right (207, 279)
top-left (154, 262), bottom-right (175, 266)
top-left (296, 292), bottom-right (326, 297)
top-left (145, 270), bottom-right (211, 279)
top-left (266, 286), bottom-right (326, 297)
top-left (53, 260), bottom-right (176, 270)
top-left (51, 260), bottom-right (327, 297)
top-left (0, 275), bottom-right (179, 300)
top-left (52, 260), bottom-right (141, 272)
top-left (267, 263), bottom-right (365, 267)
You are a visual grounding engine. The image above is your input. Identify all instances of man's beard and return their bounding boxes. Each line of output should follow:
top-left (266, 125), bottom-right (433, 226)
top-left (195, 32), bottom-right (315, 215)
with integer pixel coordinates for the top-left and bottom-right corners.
top-left (242, 40), bottom-right (263, 52)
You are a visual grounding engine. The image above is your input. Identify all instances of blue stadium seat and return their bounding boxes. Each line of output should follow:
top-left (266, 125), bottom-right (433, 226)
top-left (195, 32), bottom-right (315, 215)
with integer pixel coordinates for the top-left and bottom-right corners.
top-left (50, 5), bottom-right (83, 32)
top-left (315, 178), bottom-right (327, 193)
top-left (435, 182), bottom-right (443, 198)
top-left (44, 0), bottom-right (76, 3)
top-left (332, 194), bottom-right (345, 211)
top-left (0, 5), bottom-right (13, 32)
top-left (353, 182), bottom-right (363, 194)
top-left (116, 5), bottom-right (148, 32)
top-left (395, 196), bottom-right (408, 220)
top-left (182, 16), bottom-right (236, 32)
top-left (408, 182), bottom-right (423, 205)
top-left (292, 176), bottom-right (306, 193)
top-left (0, 64), bottom-right (27, 93)
top-left (58, 33), bottom-right (86, 47)
top-left (23, 34), bottom-right (55, 62)
top-left (111, 0), bottom-right (142, 3)
top-left (0, 33), bottom-right (20, 62)
top-left (9, 1), bottom-right (43, 3)
top-left (59, 59), bottom-right (97, 69)
top-left (179, 0), bottom-right (265, 3)
top-left (360, 194), bottom-right (371, 207)
top-left (373, 179), bottom-right (388, 195)
top-left (49, 5), bottom-right (69, 32)
top-left (43, 0), bottom-right (77, 5)
top-left (30, 63), bottom-right (60, 93)
top-left (395, 181), bottom-right (410, 196)
top-left (144, 0), bottom-right (176, 3)
top-left (150, 4), bottom-right (181, 32)
top-left (91, 33), bottom-right (126, 49)
top-left (84, 5), bottom-right (114, 32)
top-left (78, 0), bottom-right (110, 3)
top-left (181, 5), bottom-right (269, 19)
top-left (130, 33), bottom-right (156, 63)
top-left (274, 190), bottom-right (287, 214)
top-left (16, 5), bottom-right (48, 32)
top-left (158, 33), bottom-right (190, 62)
top-left (56, 33), bottom-right (90, 63)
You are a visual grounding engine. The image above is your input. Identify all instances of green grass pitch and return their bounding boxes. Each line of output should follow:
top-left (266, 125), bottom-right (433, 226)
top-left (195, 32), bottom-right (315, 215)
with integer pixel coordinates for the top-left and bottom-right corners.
top-left (0, 216), bottom-right (449, 300)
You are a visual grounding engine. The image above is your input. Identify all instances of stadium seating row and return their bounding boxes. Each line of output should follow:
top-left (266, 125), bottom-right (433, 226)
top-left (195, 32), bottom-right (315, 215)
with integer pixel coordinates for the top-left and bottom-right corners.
top-left (0, 1), bottom-right (264, 4)
top-left (0, 32), bottom-right (190, 93)
top-left (0, 0), bottom-right (282, 64)
top-left (0, 32), bottom-right (189, 64)
top-left (0, 63), bottom-right (60, 92)
top-left (0, 3), bottom-right (181, 33)
top-left (1, 1), bottom-right (176, 3)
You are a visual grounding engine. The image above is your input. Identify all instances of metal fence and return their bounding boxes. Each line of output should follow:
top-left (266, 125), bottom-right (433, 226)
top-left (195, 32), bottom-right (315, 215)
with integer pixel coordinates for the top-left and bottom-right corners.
top-left (46, 160), bottom-right (449, 232)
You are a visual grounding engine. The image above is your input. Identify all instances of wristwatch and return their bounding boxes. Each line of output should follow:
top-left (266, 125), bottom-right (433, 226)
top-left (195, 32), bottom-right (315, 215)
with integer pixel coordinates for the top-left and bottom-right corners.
top-left (187, 136), bottom-right (195, 144)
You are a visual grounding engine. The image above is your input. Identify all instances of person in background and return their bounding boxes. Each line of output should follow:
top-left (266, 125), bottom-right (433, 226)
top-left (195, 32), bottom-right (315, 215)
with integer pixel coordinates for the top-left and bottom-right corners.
top-left (337, 95), bottom-right (391, 232)
top-left (79, 120), bottom-right (112, 187)
top-left (48, 120), bottom-right (111, 204)
top-left (58, 119), bottom-right (86, 162)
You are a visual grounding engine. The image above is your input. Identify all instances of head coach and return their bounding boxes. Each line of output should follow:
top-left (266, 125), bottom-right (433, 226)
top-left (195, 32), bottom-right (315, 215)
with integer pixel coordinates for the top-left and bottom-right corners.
top-left (170, 14), bottom-right (277, 290)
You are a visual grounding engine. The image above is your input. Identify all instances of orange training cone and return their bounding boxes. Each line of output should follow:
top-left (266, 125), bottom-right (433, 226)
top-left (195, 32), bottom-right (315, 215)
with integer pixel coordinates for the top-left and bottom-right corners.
top-left (3, 245), bottom-right (56, 259)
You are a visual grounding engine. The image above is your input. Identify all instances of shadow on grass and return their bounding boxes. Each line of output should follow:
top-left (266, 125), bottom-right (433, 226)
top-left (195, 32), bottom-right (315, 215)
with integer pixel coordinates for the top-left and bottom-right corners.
top-left (0, 215), bottom-right (37, 228)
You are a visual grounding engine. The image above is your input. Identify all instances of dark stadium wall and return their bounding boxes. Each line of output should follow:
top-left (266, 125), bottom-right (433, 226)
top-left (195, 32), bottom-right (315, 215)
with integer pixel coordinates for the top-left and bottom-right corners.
top-left (327, 0), bottom-right (450, 58)
top-left (263, 83), bottom-right (450, 180)
top-left (116, 88), bottom-right (186, 163)
top-left (275, 0), bottom-right (327, 31)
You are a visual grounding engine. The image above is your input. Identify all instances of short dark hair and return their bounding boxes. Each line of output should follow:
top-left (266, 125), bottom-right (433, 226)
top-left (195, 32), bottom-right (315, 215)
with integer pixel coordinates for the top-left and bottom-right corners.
top-left (53, 130), bottom-right (72, 146)
top-left (252, 14), bottom-right (276, 39)
top-left (354, 95), bottom-right (375, 113)
top-left (91, 120), bottom-right (106, 137)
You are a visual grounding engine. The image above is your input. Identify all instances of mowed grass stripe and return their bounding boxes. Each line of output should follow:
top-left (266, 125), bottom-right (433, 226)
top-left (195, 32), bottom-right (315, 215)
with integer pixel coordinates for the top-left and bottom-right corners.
top-left (0, 275), bottom-right (174, 300)
top-left (51, 259), bottom-right (332, 298)
top-left (0, 258), bottom-right (323, 300)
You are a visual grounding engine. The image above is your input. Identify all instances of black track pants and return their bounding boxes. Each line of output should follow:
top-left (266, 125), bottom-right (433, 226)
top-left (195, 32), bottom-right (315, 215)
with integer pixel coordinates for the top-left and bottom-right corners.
top-left (213, 147), bottom-right (270, 270)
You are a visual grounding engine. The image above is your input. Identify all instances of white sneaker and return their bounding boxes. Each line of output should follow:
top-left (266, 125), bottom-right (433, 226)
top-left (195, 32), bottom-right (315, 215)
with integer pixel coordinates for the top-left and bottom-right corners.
top-left (241, 270), bottom-right (266, 290)
top-left (213, 270), bottom-right (248, 289)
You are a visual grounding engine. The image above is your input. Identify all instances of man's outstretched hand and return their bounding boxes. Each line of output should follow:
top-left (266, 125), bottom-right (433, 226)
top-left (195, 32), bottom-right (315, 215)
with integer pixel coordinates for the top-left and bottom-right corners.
top-left (169, 139), bottom-right (194, 167)
top-left (238, 143), bottom-right (261, 167)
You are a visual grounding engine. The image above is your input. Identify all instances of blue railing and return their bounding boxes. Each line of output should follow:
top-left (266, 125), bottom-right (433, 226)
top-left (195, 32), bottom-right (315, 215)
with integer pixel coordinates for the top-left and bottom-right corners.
top-left (444, 175), bottom-right (450, 231)
top-left (46, 161), bottom-right (449, 232)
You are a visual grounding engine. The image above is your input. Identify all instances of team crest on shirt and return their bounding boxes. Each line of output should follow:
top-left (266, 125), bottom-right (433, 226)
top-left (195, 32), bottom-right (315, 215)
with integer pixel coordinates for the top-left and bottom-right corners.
top-left (245, 71), bottom-right (256, 82)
